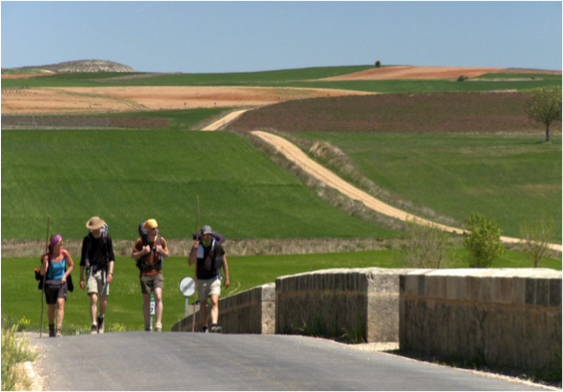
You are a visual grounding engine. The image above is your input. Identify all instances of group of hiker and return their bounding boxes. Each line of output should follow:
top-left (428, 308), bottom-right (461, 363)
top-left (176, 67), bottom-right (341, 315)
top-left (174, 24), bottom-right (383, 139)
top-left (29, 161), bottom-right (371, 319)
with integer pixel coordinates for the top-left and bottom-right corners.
top-left (38, 216), bottom-right (230, 337)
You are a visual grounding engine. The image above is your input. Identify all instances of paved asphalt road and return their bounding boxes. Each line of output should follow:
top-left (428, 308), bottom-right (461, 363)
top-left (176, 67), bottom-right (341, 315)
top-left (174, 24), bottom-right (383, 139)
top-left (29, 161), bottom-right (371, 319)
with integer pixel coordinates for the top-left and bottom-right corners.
top-left (33, 332), bottom-right (548, 391)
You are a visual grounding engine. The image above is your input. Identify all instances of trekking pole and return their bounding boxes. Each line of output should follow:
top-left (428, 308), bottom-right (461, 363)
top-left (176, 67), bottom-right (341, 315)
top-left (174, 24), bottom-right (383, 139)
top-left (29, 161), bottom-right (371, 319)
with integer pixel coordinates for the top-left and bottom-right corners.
top-left (40, 216), bottom-right (50, 338)
top-left (192, 196), bottom-right (199, 333)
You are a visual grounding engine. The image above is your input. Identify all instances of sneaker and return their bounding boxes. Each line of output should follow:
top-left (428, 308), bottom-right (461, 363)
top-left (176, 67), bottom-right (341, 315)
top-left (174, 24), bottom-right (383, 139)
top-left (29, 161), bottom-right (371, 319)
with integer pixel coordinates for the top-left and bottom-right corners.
top-left (49, 324), bottom-right (56, 338)
top-left (155, 322), bottom-right (162, 332)
top-left (202, 326), bottom-right (208, 333)
top-left (210, 325), bottom-right (222, 333)
top-left (97, 316), bottom-right (104, 334)
top-left (91, 324), bottom-right (98, 334)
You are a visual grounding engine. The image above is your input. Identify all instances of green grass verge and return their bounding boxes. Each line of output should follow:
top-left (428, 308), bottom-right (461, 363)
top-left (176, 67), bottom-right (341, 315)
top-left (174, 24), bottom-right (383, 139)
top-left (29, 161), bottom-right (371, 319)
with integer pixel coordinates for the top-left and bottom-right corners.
top-left (2, 250), bottom-right (559, 333)
top-left (1, 129), bottom-right (397, 241)
top-left (295, 132), bottom-right (562, 241)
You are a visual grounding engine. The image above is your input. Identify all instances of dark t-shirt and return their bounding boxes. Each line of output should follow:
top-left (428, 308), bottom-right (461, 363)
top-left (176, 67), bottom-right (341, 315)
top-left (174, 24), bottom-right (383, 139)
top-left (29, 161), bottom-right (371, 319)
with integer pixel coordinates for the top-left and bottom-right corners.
top-left (80, 234), bottom-right (115, 268)
top-left (197, 241), bottom-right (225, 280)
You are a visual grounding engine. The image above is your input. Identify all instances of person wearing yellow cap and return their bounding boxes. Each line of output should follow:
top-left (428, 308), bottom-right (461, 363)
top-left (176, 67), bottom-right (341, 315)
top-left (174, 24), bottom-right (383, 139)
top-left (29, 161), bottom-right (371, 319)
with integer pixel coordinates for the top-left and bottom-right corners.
top-left (131, 219), bottom-right (169, 332)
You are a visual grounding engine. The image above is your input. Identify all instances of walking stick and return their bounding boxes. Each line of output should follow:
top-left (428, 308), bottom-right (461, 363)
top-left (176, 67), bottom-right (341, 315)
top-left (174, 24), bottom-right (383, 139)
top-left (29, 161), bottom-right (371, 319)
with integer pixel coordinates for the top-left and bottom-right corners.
top-left (192, 196), bottom-right (199, 333)
top-left (40, 216), bottom-right (50, 338)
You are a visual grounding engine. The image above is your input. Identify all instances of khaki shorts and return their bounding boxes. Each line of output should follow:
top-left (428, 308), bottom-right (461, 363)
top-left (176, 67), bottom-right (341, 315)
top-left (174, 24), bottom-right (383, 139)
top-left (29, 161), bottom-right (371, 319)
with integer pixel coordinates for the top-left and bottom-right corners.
top-left (87, 269), bottom-right (110, 296)
top-left (140, 273), bottom-right (164, 295)
top-left (198, 276), bottom-right (221, 302)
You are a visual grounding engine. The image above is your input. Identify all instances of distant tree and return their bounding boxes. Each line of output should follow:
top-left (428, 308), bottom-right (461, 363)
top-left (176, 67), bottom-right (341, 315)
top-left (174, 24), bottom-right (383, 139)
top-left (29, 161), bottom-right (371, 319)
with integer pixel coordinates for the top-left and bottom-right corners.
top-left (457, 75), bottom-right (467, 82)
top-left (396, 217), bottom-right (452, 269)
top-left (463, 213), bottom-right (505, 268)
top-left (525, 86), bottom-right (562, 143)
top-left (520, 218), bottom-right (554, 268)
top-left (375, 61), bottom-right (381, 68)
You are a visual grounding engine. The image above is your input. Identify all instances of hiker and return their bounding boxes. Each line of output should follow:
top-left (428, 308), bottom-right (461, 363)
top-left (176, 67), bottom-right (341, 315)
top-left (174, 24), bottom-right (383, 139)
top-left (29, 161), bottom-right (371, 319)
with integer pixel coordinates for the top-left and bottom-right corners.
top-left (40, 234), bottom-right (75, 337)
top-left (131, 219), bottom-right (169, 332)
top-left (80, 216), bottom-right (115, 334)
top-left (188, 225), bottom-right (230, 333)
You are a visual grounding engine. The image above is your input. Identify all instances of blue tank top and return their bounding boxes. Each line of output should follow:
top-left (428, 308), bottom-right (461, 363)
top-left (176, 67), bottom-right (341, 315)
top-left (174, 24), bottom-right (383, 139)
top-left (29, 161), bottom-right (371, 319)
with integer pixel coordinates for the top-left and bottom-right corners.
top-left (48, 255), bottom-right (66, 280)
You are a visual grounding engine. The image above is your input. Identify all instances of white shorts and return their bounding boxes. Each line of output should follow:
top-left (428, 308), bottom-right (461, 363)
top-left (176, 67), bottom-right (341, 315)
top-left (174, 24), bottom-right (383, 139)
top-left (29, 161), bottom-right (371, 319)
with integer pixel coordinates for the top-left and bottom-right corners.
top-left (198, 276), bottom-right (221, 302)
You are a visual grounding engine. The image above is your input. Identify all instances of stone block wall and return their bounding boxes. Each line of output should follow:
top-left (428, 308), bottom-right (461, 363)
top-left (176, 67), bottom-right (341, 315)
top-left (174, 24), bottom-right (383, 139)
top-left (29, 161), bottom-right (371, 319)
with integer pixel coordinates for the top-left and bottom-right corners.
top-left (172, 283), bottom-right (275, 334)
top-left (275, 268), bottom-right (413, 342)
top-left (399, 268), bottom-right (562, 372)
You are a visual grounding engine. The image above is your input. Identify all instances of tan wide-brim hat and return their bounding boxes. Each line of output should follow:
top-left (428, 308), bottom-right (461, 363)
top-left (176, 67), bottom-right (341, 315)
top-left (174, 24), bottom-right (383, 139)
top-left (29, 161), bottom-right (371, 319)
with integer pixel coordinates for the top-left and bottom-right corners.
top-left (86, 216), bottom-right (105, 230)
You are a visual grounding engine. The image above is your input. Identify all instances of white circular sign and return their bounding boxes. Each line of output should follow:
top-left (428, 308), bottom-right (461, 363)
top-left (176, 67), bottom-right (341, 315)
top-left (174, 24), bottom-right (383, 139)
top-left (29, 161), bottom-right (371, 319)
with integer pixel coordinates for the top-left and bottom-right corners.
top-left (179, 277), bottom-right (195, 297)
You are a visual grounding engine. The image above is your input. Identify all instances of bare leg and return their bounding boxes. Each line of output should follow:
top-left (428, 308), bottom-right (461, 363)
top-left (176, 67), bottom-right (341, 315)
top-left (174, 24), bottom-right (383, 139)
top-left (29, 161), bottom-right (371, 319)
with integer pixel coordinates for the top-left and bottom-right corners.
top-left (56, 298), bottom-right (65, 329)
top-left (154, 288), bottom-right (163, 325)
top-left (90, 293), bottom-right (98, 324)
top-left (210, 295), bottom-right (219, 325)
top-left (143, 293), bottom-right (151, 327)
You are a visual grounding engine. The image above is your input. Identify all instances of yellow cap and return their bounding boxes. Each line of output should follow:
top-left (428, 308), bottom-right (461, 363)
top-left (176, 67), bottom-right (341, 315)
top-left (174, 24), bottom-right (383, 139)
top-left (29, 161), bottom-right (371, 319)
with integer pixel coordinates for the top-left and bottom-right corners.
top-left (143, 219), bottom-right (158, 229)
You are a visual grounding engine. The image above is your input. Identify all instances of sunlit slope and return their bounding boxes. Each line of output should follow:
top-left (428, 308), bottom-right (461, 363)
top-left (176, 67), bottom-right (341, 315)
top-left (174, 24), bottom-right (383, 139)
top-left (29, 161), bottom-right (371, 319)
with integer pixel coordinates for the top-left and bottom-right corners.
top-left (1, 130), bottom-right (397, 240)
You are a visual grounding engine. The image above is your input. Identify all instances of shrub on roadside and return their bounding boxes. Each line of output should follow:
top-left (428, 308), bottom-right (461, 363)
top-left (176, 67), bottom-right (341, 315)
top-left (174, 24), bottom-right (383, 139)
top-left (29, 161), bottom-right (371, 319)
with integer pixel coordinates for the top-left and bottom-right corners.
top-left (463, 213), bottom-right (506, 268)
top-left (396, 218), bottom-right (452, 268)
top-left (1, 323), bottom-right (37, 391)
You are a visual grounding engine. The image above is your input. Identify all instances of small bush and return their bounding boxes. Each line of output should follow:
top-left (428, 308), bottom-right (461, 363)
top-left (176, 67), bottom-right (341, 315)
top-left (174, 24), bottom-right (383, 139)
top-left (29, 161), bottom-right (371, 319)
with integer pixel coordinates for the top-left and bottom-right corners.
top-left (1, 324), bottom-right (37, 391)
top-left (463, 213), bottom-right (506, 268)
top-left (375, 61), bottom-right (381, 68)
top-left (396, 218), bottom-right (452, 269)
top-left (458, 75), bottom-right (467, 82)
top-left (520, 218), bottom-right (555, 268)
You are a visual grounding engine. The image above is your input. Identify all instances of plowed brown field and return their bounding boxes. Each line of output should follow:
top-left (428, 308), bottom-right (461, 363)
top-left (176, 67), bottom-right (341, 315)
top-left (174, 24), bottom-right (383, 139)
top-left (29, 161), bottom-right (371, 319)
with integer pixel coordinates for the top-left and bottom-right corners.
top-left (322, 66), bottom-right (506, 81)
top-left (1, 86), bottom-right (374, 114)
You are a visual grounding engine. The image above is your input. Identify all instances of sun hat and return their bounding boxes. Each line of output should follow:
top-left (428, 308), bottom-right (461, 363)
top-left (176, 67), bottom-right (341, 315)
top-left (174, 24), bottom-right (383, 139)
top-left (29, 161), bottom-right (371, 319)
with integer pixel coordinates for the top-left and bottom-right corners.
top-left (86, 216), bottom-right (105, 230)
top-left (201, 225), bottom-right (213, 235)
top-left (143, 219), bottom-right (158, 230)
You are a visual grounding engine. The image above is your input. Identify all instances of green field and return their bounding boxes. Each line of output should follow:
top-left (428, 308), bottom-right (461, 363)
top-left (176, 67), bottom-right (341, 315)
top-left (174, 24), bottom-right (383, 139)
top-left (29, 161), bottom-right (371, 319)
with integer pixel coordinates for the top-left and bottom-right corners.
top-left (295, 132), bottom-right (562, 242)
top-left (1, 129), bottom-right (398, 241)
top-left (2, 250), bottom-right (559, 333)
top-left (2, 67), bottom-right (560, 93)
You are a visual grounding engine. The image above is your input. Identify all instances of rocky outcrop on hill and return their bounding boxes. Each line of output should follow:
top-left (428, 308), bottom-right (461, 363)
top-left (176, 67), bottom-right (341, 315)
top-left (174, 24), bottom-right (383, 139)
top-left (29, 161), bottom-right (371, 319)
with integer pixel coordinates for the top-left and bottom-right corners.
top-left (10, 60), bottom-right (136, 73)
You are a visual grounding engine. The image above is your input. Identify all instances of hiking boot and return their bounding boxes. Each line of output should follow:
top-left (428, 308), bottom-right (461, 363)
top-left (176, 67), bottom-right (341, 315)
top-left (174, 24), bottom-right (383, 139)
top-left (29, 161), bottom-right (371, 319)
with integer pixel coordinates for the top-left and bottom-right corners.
top-left (202, 326), bottom-right (209, 333)
top-left (155, 322), bottom-right (162, 332)
top-left (97, 316), bottom-right (104, 334)
top-left (91, 324), bottom-right (98, 334)
top-left (49, 324), bottom-right (56, 338)
top-left (210, 325), bottom-right (222, 333)
top-left (56, 328), bottom-right (62, 337)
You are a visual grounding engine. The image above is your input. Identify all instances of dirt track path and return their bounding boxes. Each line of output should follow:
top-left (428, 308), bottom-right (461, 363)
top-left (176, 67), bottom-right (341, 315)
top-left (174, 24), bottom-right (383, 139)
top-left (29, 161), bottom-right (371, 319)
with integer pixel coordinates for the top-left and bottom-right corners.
top-left (202, 109), bottom-right (250, 131)
top-left (205, 113), bottom-right (562, 253)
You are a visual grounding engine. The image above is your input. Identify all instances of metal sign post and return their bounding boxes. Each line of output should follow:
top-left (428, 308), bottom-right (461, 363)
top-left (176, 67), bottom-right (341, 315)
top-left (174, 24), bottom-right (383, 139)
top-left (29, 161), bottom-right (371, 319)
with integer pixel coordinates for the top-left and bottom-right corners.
top-left (179, 277), bottom-right (196, 323)
top-left (150, 293), bottom-right (155, 330)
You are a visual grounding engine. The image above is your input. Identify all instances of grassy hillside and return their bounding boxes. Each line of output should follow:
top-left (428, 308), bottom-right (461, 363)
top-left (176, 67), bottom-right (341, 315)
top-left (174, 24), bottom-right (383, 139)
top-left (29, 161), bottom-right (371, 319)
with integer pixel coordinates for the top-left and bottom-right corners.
top-left (2, 68), bottom-right (560, 92)
top-left (294, 132), bottom-right (562, 242)
top-left (1, 130), bottom-right (397, 241)
top-left (2, 251), bottom-right (559, 333)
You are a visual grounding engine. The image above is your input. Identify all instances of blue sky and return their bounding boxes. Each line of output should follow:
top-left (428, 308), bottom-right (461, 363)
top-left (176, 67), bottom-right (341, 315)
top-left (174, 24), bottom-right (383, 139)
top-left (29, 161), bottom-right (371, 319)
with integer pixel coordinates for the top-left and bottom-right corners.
top-left (2, 1), bottom-right (561, 73)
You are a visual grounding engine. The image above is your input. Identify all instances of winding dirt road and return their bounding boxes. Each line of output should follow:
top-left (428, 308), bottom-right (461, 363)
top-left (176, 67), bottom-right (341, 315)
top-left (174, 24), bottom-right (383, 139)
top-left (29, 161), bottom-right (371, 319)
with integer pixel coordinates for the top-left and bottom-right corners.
top-left (199, 110), bottom-right (561, 252)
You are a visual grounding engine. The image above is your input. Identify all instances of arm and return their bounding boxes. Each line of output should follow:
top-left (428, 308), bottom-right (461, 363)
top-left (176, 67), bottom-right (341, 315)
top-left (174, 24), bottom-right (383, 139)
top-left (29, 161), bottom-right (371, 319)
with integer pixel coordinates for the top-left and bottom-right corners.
top-left (131, 240), bottom-right (150, 260)
top-left (222, 255), bottom-right (230, 289)
top-left (62, 251), bottom-right (74, 284)
top-left (188, 240), bottom-right (199, 266)
top-left (40, 254), bottom-right (49, 276)
top-left (156, 239), bottom-right (170, 259)
top-left (107, 260), bottom-right (115, 283)
top-left (80, 266), bottom-right (86, 289)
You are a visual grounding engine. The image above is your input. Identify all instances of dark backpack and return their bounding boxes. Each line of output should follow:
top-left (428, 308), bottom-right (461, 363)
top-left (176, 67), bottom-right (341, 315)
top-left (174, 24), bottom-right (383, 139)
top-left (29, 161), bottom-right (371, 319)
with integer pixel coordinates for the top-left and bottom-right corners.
top-left (35, 250), bottom-right (74, 292)
top-left (135, 221), bottom-right (163, 273)
top-left (85, 232), bottom-right (111, 272)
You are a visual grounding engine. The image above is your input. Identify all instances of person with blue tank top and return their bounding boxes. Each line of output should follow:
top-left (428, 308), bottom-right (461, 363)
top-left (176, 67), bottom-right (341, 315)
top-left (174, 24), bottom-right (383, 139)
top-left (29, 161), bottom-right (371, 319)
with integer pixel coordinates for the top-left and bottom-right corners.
top-left (40, 234), bottom-right (75, 337)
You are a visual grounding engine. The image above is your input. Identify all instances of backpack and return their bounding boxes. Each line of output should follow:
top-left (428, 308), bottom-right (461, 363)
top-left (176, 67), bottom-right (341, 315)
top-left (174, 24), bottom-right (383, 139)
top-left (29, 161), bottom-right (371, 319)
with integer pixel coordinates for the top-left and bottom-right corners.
top-left (85, 232), bottom-right (111, 272)
top-left (135, 221), bottom-right (163, 273)
top-left (196, 238), bottom-right (224, 279)
top-left (35, 249), bottom-right (74, 292)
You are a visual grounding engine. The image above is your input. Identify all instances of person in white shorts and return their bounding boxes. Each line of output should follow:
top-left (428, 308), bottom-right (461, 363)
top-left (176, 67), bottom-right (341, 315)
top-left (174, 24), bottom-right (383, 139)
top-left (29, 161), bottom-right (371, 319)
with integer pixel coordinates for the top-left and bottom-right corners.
top-left (80, 217), bottom-right (115, 334)
top-left (188, 225), bottom-right (230, 333)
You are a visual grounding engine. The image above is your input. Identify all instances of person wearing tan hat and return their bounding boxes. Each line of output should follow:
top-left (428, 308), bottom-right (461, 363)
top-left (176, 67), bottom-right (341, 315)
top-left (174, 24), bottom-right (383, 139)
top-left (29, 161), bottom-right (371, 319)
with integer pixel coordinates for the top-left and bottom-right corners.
top-left (80, 216), bottom-right (115, 334)
top-left (131, 219), bottom-right (169, 332)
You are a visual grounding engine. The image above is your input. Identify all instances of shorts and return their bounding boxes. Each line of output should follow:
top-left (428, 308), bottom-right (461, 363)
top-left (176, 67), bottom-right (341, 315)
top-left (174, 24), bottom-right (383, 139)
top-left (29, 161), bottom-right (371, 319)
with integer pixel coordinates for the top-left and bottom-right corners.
top-left (198, 275), bottom-right (221, 302)
top-left (140, 273), bottom-right (164, 295)
top-left (87, 269), bottom-right (110, 296)
top-left (45, 281), bottom-right (68, 305)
